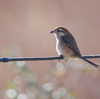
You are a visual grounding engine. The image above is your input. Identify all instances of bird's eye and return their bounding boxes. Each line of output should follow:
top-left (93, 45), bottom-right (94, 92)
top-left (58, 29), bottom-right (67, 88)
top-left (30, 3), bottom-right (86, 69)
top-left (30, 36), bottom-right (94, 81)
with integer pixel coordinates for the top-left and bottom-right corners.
top-left (57, 29), bottom-right (60, 32)
top-left (57, 29), bottom-right (62, 32)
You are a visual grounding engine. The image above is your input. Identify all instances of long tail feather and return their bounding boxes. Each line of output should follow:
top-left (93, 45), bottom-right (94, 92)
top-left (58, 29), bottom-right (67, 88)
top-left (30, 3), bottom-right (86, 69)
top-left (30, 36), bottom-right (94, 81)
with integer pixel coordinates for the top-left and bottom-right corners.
top-left (80, 57), bottom-right (99, 68)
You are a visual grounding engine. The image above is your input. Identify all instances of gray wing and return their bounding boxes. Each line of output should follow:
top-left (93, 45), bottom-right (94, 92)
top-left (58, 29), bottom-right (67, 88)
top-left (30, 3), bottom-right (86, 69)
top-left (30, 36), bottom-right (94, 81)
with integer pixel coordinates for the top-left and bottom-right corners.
top-left (62, 33), bottom-right (81, 57)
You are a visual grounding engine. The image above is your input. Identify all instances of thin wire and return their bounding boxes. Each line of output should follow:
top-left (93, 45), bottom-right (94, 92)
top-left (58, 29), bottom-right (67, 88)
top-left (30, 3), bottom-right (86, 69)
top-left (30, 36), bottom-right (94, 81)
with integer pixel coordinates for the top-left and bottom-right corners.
top-left (0, 54), bottom-right (100, 62)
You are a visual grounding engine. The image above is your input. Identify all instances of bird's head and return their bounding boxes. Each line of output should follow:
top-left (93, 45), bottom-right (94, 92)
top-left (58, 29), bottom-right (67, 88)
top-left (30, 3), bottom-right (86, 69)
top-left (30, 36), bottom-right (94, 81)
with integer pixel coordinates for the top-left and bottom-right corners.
top-left (50, 27), bottom-right (70, 37)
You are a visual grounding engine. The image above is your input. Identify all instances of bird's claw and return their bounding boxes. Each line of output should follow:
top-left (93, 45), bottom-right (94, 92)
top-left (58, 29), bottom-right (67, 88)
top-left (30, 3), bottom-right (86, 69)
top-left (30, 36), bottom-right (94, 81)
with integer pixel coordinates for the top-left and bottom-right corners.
top-left (59, 55), bottom-right (64, 59)
top-left (58, 55), bottom-right (64, 62)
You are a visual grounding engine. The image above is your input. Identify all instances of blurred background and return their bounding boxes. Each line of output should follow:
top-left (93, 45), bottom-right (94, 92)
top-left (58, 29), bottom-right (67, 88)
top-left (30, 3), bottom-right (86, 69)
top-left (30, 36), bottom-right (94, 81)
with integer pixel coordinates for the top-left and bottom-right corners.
top-left (0, 0), bottom-right (100, 99)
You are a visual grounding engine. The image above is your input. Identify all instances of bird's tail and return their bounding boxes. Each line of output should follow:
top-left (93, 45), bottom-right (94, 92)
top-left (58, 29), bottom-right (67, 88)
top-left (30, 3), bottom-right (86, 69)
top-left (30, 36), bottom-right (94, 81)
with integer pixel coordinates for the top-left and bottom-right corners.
top-left (79, 57), bottom-right (99, 68)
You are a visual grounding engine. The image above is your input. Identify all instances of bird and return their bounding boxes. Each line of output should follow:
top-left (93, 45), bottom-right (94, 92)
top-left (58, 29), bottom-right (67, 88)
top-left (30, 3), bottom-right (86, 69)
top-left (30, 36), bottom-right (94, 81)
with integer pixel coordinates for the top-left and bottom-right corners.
top-left (50, 27), bottom-right (99, 68)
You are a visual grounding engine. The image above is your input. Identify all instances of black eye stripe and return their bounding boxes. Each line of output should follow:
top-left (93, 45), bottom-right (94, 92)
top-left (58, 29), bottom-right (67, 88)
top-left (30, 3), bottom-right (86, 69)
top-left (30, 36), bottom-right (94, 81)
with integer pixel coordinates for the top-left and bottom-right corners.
top-left (57, 29), bottom-right (60, 32)
top-left (57, 29), bottom-right (63, 32)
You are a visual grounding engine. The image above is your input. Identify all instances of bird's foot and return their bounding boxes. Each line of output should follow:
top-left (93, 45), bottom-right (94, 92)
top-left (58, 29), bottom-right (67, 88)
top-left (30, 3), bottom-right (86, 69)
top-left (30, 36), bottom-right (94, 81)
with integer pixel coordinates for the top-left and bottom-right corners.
top-left (60, 55), bottom-right (64, 59)
top-left (58, 55), bottom-right (64, 62)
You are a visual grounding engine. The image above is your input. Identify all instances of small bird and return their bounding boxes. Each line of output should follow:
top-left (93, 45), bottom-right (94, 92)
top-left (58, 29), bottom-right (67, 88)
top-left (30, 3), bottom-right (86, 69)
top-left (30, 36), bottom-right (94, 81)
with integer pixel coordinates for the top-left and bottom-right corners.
top-left (50, 27), bottom-right (99, 68)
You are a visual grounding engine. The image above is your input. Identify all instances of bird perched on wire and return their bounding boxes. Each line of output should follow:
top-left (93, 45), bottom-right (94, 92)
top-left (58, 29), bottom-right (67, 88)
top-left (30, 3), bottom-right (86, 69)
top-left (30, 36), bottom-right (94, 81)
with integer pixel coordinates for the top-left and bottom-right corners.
top-left (50, 27), bottom-right (99, 68)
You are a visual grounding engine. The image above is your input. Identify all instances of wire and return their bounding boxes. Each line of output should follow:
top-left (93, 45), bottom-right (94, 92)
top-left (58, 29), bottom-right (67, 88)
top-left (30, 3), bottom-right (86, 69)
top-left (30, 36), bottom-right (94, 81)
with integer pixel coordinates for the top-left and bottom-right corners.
top-left (0, 54), bottom-right (100, 62)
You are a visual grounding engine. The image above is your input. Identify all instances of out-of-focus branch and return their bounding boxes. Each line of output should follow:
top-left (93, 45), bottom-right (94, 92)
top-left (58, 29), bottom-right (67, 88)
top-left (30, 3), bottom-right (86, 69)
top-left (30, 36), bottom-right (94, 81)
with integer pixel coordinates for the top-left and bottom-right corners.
top-left (0, 54), bottom-right (100, 62)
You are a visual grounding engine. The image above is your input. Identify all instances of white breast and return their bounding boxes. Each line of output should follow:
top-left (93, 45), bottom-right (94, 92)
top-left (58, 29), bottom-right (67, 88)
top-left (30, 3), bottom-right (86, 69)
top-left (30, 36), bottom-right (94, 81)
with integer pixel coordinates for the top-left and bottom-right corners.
top-left (54, 34), bottom-right (63, 55)
top-left (57, 44), bottom-right (63, 55)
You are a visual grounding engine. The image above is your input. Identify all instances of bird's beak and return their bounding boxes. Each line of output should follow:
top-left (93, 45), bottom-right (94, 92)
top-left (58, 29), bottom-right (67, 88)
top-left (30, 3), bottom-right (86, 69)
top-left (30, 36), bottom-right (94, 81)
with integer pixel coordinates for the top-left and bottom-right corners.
top-left (50, 30), bottom-right (54, 33)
